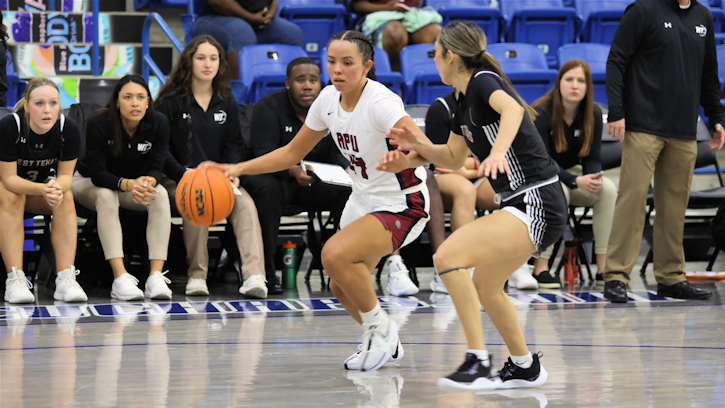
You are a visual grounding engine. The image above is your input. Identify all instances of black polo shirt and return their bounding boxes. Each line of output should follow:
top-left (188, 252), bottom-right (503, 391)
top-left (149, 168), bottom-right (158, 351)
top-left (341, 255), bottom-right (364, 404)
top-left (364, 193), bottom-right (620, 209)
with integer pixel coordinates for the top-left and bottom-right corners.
top-left (0, 113), bottom-right (80, 182)
top-left (533, 104), bottom-right (603, 190)
top-left (157, 90), bottom-right (242, 183)
top-left (251, 89), bottom-right (349, 179)
top-left (199, 0), bottom-right (273, 15)
top-left (77, 111), bottom-right (170, 190)
top-left (425, 91), bottom-right (457, 145)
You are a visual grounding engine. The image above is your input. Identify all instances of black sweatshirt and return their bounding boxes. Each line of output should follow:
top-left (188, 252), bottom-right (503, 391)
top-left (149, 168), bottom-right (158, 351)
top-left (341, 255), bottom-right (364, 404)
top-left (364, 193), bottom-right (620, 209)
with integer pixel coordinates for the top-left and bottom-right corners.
top-left (534, 104), bottom-right (603, 190)
top-left (77, 111), bottom-right (170, 190)
top-left (157, 90), bottom-right (242, 183)
top-left (251, 89), bottom-right (349, 180)
top-left (606, 0), bottom-right (724, 139)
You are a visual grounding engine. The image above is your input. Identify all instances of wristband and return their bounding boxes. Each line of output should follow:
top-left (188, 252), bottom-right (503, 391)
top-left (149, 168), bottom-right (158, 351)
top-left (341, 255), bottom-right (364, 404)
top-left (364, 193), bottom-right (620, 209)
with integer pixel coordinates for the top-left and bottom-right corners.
top-left (570, 178), bottom-right (578, 189)
top-left (118, 177), bottom-right (125, 190)
top-left (472, 160), bottom-right (478, 170)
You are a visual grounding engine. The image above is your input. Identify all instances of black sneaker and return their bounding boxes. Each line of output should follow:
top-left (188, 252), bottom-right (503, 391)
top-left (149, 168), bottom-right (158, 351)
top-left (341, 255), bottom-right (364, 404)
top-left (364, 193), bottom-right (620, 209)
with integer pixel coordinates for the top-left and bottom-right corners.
top-left (498, 352), bottom-right (548, 389)
top-left (533, 271), bottom-right (560, 289)
top-left (437, 353), bottom-right (501, 392)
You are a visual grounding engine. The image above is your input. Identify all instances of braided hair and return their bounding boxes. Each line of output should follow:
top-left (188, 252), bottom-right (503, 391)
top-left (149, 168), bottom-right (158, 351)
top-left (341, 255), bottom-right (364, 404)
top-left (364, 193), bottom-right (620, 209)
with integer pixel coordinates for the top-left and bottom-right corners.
top-left (327, 30), bottom-right (377, 80)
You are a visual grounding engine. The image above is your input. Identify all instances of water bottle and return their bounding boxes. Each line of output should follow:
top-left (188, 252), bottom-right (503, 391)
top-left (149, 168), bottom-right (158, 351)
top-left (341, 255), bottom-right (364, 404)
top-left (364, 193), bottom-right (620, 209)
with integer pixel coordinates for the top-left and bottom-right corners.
top-left (282, 241), bottom-right (297, 289)
top-left (563, 239), bottom-right (579, 284)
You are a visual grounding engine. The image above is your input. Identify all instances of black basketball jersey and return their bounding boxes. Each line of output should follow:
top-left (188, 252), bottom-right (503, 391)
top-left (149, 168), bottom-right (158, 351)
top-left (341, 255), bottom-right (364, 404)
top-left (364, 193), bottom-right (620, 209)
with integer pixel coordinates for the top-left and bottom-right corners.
top-left (452, 70), bottom-right (558, 194)
top-left (0, 113), bottom-right (80, 182)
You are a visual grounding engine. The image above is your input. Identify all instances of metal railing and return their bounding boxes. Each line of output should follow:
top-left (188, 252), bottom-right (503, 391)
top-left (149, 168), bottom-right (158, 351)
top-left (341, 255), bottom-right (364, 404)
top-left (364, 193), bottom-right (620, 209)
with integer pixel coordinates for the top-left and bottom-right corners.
top-left (142, 12), bottom-right (184, 84)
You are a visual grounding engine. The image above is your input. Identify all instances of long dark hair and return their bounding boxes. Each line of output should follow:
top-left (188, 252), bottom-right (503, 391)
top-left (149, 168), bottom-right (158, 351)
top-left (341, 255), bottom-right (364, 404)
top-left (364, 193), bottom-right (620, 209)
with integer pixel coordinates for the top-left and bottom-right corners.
top-left (532, 60), bottom-right (594, 157)
top-left (0, 13), bottom-right (8, 52)
top-left (155, 35), bottom-right (231, 106)
top-left (94, 74), bottom-right (155, 156)
top-left (438, 21), bottom-right (536, 119)
top-left (327, 30), bottom-right (377, 81)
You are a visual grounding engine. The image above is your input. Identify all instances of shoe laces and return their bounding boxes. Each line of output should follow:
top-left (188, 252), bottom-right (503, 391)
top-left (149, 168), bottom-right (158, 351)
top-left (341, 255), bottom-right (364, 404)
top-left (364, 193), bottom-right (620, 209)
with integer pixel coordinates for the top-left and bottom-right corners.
top-left (246, 274), bottom-right (267, 286)
top-left (59, 268), bottom-right (83, 290)
top-left (9, 272), bottom-right (33, 292)
top-left (456, 353), bottom-right (484, 375)
top-left (387, 260), bottom-right (408, 275)
top-left (151, 271), bottom-right (171, 285)
top-left (499, 360), bottom-right (516, 380)
top-left (389, 268), bottom-right (410, 280)
top-left (120, 273), bottom-right (140, 286)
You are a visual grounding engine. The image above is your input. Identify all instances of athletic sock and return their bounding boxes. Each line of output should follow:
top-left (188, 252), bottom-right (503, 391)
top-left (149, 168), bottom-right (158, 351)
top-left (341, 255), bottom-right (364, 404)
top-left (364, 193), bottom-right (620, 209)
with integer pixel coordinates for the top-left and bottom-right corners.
top-left (468, 349), bottom-right (490, 366)
top-left (360, 303), bottom-right (389, 331)
top-left (432, 253), bottom-right (438, 274)
top-left (510, 352), bottom-right (533, 369)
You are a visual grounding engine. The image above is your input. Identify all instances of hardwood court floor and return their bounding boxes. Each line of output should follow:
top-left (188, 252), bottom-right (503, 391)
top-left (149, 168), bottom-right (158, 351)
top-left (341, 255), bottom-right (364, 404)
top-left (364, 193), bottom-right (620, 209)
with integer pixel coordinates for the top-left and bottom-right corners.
top-left (1, 256), bottom-right (724, 408)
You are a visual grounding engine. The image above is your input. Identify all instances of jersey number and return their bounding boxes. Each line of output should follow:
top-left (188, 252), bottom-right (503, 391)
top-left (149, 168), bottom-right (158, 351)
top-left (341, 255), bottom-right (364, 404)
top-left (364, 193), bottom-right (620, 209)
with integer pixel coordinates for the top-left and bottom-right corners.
top-left (26, 171), bottom-right (39, 182)
top-left (349, 155), bottom-right (368, 179)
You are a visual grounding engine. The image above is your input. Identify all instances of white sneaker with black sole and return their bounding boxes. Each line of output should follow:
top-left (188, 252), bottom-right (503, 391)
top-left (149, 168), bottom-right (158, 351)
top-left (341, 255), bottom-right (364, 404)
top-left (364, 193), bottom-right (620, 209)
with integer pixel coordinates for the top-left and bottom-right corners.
top-left (508, 264), bottom-right (538, 290)
top-left (345, 335), bottom-right (404, 370)
top-left (438, 353), bottom-right (502, 392)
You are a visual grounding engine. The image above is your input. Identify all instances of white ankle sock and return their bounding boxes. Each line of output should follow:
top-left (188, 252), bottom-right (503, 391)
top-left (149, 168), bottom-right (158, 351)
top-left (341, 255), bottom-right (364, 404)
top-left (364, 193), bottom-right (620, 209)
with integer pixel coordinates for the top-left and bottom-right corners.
top-left (468, 349), bottom-right (490, 366)
top-left (510, 352), bottom-right (533, 369)
top-left (360, 303), bottom-right (389, 330)
top-left (432, 254), bottom-right (438, 274)
top-left (386, 255), bottom-right (402, 265)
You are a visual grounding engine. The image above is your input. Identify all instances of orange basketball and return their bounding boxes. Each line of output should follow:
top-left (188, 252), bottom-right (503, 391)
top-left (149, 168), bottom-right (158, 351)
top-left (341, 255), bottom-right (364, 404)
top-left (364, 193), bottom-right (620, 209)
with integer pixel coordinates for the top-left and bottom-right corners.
top-left (175, 167), bottom-right (234, 226)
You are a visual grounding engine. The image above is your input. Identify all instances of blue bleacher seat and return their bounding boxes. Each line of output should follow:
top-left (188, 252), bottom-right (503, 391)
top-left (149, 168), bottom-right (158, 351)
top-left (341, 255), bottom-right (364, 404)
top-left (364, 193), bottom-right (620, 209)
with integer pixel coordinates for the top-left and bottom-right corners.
top-left (239, 44), bottom-right (309, 103)
top-left (704, 3), bottom-right (725, 33)
top-left (575, 0), bottom-right (631, 43)
top-left (399, 44), bottom-right (453, 104)
top-left (500, 0), bottom-right (577, 68)
top-left (486, 43), bottom-right (558, 104)
top-left (181, 0), bottom-right (203, 45)
top-left (557, 43), bottom-right (609, 104)
top-left (716, 44), bottom-right (725, 107)
top-left (277, 0), bottom-right (349, 65)
top-left (425, 0), bottom-right (502, 43)
top-left (134, 0), bottom-right (187, 9)
top-left (320, 46), bottom-right (404, 96)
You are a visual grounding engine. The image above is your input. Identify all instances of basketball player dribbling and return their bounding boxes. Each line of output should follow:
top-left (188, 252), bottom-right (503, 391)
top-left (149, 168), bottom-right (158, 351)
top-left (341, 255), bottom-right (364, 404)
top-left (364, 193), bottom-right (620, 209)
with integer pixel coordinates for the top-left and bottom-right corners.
top-left (203, 30), bottom-right (430, 371)
top-left (378, 21), bottom-right (567, 391)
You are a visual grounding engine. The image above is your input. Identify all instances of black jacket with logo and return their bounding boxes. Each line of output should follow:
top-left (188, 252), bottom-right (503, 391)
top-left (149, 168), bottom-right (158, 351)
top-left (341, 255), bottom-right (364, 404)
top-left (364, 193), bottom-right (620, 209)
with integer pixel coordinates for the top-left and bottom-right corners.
top-left (606, 0), bottom-right (724, 139)
top-left (250, 89), bottom-right (349, 180)
top-left (77, 111), bottom-right (170, 190)
top-left (157, 90), bottom-right (242, 183)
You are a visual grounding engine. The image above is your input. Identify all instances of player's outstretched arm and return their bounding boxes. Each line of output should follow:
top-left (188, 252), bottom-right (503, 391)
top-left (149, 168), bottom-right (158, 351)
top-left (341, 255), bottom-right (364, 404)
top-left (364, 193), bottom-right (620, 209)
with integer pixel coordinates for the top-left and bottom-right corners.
top-left (202, 125), bottom-right (328, 178)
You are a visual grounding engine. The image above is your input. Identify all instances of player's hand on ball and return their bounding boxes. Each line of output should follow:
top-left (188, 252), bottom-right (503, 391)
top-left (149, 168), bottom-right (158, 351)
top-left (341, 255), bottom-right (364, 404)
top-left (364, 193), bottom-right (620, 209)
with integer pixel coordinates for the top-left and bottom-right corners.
top-left (200, 161), bottom-right (242, 178)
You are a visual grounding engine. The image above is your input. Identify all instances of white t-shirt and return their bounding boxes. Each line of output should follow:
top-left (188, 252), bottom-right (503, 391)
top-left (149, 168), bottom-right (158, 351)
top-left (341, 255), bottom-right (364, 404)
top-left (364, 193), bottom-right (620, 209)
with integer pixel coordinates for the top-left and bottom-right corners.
top-left (306, 79), bottom-right (427, 194)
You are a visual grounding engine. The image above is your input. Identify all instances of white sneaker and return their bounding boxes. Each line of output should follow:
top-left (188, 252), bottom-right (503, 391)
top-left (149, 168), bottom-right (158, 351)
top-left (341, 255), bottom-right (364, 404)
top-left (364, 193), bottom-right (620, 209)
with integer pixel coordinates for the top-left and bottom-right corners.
top-left (346, 370), bottom-right (404, 407)
top-left (145, 271), bottom-right (173, 300)
top-left (111, 273), bottom-right (144, 301)
top-left (239, 274), bottom-right (268, 299)
top-left (430, 272), bottom-right (448, 294)
top-left (386, 258), bottom-right (419, 296)
top-left (4, 267), bottom-right (35, 304)
top-left (185, 278), bottom-right (209, 296)
top-left (508, 264), bottom-right (538, 290)
top-left (357, 319), bottom-right (399, 371)
top-left (345, 335), bottom-right (404, 370)
top-left (54, 266), bottom-right (88, 302)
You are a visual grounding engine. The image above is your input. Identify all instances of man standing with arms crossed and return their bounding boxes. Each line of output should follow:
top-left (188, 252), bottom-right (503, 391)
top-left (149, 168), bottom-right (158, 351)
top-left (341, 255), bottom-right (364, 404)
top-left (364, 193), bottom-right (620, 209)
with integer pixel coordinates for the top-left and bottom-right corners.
top-left (604, 0), bottom-right (724, 303)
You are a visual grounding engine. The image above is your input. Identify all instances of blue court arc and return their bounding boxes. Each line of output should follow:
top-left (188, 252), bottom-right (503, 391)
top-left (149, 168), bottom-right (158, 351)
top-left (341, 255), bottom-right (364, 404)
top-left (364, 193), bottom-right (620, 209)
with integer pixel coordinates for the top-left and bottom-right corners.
top-left (0, 291), bottom-right (683, 321)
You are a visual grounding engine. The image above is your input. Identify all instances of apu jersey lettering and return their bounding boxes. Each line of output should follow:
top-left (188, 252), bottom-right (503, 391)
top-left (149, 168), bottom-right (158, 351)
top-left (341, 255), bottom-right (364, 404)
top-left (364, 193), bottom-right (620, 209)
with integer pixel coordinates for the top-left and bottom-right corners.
top-left (306, 80), bottom-right (427, 194)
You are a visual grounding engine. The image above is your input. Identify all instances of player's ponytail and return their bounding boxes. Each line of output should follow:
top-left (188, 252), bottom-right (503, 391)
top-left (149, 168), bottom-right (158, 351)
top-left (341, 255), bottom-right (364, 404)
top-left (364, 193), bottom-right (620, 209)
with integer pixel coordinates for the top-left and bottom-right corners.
top-left (328, 30), bottom-right (377, 81)
top-left (439, 21), bottom-right (536, 119)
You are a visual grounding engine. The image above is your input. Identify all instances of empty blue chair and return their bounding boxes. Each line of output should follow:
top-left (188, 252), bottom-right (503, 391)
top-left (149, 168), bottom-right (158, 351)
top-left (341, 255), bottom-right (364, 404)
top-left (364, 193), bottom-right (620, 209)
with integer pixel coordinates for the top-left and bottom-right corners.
top-left (426, 0), bottom-right (502, 43)
top-left (320, 46), bottom-right (405, 96)
top-left (575, 0), bottom-right (631, 43)
top-left (181, 0), bottom-right (203, 45)
top-left (500, 0), bottom-right (577, 68)
top-left (558, 43), bottom-right (610, 104)
top-left (486, 43), bottom-right (557, 104)
top-left (716, 45), bottom-right (725, 107)
top-left (277, 0), bottom-right (348, 65)
top-left (134, 0), bottom-right (187, 9)
top-left (239, 44), bottom-right (308, 103)
top-left (704, 3), bottom-right (725, 33)
top-left (400, 44), bottom-right (453, 104)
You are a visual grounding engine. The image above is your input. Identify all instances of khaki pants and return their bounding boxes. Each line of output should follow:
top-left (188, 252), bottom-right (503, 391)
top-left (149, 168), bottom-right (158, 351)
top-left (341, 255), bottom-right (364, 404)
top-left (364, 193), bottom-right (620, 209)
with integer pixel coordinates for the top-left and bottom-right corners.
top-left (163, 178), bottom-right (265, 280)
top-left (603, 131), bottom-right (697, 285)
top-left (539, 171), bottom-right (617, 259)
top-left (71, 173), bottom-right (171, 261)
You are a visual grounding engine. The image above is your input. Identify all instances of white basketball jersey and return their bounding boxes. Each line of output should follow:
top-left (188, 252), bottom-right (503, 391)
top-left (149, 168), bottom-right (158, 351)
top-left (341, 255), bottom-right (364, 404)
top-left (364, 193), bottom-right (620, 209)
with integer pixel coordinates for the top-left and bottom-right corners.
top-left (306, 79), bottom-right (427, 194)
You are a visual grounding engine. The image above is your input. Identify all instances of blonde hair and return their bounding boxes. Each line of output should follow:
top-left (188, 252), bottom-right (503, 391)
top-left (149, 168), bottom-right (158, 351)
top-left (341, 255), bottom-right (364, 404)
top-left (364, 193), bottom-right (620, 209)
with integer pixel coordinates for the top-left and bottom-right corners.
top-left (438, 21), bottom-right (537, 119)
top-left (13, 78), bottom-right (61, 136)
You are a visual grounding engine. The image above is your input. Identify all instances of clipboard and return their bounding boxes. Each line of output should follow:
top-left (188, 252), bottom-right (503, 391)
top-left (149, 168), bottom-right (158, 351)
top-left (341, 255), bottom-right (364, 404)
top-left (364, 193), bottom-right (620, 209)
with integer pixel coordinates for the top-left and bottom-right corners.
top-left (301, 160), bottom-right (353, 187)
